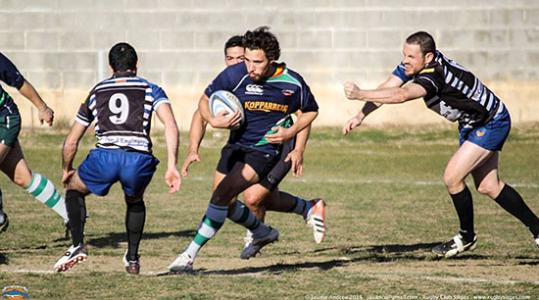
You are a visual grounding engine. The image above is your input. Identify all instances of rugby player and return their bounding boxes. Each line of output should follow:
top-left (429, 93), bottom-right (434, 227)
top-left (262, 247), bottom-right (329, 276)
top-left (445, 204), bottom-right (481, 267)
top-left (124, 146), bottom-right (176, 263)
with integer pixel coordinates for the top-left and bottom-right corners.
top-left (0, 52), bottom-right (69, 236)
top-left (343, 31), bottom-right (539, 258)
top-left (181, 35), bottom-right (326, 251)
top-left (54, 43), bottom-right (181, 274)
top-left (168, 27), bottom-right (319, 272)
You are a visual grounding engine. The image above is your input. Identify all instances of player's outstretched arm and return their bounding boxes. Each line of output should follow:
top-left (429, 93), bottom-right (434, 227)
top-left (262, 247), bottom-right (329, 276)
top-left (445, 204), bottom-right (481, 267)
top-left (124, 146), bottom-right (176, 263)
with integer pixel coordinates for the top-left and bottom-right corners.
top-left (156, 103), bottom-right (181, 193)
top-left (344, 81), bottom-right (426, 104)
top-left (343, 75), bottom-right (404, 135)
top-left (18, 80), bottom-right (54, 126)
top-left (181, 109), bottom-right (207, 177)
top-left (62, 122), bottom-right (88, 184)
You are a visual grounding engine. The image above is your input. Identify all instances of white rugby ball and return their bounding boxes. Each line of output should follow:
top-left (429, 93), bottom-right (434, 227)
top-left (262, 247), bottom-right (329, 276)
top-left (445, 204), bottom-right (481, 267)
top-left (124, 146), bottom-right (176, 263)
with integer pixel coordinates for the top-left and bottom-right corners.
top-left (209, 90), bottom-right (244, 129)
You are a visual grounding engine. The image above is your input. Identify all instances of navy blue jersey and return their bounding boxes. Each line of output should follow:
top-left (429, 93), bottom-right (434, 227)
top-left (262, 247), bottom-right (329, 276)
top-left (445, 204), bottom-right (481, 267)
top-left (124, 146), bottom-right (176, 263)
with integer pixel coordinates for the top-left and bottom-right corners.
top-left (76, 74), bottom-right (170, 153)
top-left (205, 62), bottom-right (318, 155)
top-left (0, 53), bottom-right (25, 116)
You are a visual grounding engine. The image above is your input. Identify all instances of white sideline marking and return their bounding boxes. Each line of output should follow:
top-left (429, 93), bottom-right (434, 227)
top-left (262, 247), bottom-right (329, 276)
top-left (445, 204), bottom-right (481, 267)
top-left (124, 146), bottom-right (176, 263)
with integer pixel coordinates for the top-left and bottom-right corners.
top-left (189, 176), bottom-right (539, 189)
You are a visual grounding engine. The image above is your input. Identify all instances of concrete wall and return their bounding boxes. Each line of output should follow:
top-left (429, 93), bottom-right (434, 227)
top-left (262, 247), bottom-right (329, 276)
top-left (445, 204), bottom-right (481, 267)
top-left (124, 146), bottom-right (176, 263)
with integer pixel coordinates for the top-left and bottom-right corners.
top-left (2, 0), bottom-right (538, 129)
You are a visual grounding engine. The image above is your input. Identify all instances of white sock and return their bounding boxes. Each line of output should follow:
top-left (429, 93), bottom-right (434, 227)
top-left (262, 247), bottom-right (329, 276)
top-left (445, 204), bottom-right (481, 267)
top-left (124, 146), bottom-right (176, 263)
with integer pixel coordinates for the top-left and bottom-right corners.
top-left (25, 173), bottom-right (68, 222)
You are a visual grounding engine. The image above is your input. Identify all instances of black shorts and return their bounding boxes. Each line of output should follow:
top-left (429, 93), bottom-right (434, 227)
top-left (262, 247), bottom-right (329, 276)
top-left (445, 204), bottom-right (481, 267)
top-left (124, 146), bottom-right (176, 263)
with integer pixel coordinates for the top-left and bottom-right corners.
top-left (258, 139), bottom-right (295, 191)
top-left (216, 144), bottom-right (279, 179)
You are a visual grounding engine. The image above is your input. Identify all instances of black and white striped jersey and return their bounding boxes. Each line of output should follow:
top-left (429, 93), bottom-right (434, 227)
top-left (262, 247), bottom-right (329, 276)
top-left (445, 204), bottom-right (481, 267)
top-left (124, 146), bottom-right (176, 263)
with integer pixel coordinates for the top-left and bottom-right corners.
top-left (411, 51), bottom-right (502, 127)
top-left (76, 74), bottom-right (170, 153)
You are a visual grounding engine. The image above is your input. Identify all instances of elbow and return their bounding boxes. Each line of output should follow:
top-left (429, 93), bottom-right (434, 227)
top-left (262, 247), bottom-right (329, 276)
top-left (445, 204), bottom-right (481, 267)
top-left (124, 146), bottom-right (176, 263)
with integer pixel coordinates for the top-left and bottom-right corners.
top-left (394, 89), bottom-right (408, 103)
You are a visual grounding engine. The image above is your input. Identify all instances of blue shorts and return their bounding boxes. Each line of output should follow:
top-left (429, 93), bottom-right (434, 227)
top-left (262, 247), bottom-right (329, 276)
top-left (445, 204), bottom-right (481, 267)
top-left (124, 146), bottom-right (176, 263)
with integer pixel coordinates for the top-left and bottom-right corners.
top-left (459, 105), bottom-right (511, 151)
top-left (78, 148), bottom-right (159, 197)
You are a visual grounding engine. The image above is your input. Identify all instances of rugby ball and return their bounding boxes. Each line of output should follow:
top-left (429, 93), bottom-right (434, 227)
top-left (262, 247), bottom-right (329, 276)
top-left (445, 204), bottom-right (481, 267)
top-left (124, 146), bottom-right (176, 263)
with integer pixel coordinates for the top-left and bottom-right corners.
top-left (209, 90), bottom-right (244, 129)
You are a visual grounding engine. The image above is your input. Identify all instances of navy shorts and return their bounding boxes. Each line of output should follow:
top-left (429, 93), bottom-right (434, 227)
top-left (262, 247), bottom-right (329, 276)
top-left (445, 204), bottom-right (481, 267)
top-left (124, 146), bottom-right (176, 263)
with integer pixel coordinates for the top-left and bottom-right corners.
top-left (258, 138), bottom-right (295, 191)
top-left (78, 148), bottom-right (159, 197)
top-left (459, 104), bottom-right (511, 151)
top-left (216, 144), bottom-right (279, 179)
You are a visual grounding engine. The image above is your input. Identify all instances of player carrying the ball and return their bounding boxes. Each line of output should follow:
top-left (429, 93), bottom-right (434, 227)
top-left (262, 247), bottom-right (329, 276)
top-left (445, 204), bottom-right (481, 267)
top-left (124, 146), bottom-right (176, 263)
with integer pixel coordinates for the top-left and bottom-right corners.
top-left (181, 35), bottom-right (327, 254)
top-left (168, 26), bottom-right (319, 272)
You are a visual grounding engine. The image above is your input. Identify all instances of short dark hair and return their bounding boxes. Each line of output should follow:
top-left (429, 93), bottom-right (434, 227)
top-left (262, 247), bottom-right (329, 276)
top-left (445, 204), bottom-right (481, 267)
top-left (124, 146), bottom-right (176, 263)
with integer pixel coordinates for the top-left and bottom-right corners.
top-left (109, 42), bottom-right (137, 72)
top-left (224, 35), bottom-right (244, 54)
top-left (242, 26), bottom-right (280, 61)
top-left (406, 31), bottom-right (436, 56)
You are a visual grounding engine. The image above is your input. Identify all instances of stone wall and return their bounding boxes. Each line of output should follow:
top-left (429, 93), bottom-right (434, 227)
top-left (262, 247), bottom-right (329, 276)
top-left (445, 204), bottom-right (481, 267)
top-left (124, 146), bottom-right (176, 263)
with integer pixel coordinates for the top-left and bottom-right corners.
top-left (2, 0), bottom-right (538, 129)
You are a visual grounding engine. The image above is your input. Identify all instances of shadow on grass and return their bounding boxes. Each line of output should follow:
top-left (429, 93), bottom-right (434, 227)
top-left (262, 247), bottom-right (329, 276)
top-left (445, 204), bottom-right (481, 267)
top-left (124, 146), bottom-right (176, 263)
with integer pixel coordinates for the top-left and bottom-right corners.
top-left (0, 253), bottom-right (7, 265)
top-left (86, 229), bottom-right (196, 248)
top-left (158, 241), bottom-right (493, 277)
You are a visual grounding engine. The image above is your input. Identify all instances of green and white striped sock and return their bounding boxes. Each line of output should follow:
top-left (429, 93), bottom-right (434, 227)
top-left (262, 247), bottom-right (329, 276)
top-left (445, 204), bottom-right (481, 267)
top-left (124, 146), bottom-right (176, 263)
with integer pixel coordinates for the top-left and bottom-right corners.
top-left (184, 203), bottom-right (227, 259)
top-left (25, 173), bottom-right (68, 222)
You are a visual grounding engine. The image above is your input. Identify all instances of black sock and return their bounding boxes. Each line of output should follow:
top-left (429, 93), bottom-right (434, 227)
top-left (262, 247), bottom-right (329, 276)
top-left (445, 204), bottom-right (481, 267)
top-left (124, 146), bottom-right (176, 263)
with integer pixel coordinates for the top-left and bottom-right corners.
top-left (450, 186), bottom-right (475, 241)
top-left (66, 190), bottom-right (86, 246)
top-left (125, 200), bottom-right (145, 261)
top-left (495, 184), bottom-right (539, 237)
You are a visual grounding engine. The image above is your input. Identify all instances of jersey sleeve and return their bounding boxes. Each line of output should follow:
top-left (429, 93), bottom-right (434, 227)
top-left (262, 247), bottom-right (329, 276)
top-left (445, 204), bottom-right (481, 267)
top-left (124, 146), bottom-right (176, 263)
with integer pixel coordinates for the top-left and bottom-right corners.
top-left (0, 53), bottom-right (25, 89)
top-left (150, 83), bottom-right (170, 110)
top-left (75, 91), bottom-right (95, 127)
top-left (391, 63), bottom-right (411, 83)
top-left (204, 67), bottom-right (234, 97)
top-left (412, 68), bottom-right (444, 99)
top-left (299, 82), bottom-right (318, 113)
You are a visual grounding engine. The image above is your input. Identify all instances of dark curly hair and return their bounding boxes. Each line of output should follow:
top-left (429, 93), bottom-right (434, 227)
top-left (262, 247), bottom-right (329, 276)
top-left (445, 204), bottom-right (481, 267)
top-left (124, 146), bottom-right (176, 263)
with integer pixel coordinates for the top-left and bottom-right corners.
top-left (242, 26), bottom-right (280, 61)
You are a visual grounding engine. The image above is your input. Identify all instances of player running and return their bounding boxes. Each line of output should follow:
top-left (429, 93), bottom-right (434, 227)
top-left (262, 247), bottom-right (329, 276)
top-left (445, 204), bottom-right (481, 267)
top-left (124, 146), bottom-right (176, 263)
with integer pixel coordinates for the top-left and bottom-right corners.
top-left (181, 35), bottom-right (326, 251)
top-left (343, 31), bottom-right (539, 258)
top-left (168, 27), bottom-right (319, 272)
top-left (0, 52), bottom-right (69, 237)
top-left (54, 43), bottom-right (181, 274)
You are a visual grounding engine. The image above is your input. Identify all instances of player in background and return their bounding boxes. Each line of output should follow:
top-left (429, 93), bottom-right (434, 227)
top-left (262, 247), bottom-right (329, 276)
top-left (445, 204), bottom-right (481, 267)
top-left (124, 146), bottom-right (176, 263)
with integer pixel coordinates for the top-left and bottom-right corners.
top-left (343, 31), bottom-right (539, 257)
top-left (54, 42), bottom-right (181, 274)
top-left (0, 52), bottom-right (69, 236)
top-left (168, 27), bottom-right (319, 272)
top-left (181, 35), bottom-right (326, 251)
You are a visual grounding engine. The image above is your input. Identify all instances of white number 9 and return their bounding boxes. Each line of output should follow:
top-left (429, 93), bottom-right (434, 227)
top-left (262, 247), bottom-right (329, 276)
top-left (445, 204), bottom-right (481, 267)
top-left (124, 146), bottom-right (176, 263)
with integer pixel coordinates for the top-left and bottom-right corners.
top-left (108, 93), bottom-right (129, 124)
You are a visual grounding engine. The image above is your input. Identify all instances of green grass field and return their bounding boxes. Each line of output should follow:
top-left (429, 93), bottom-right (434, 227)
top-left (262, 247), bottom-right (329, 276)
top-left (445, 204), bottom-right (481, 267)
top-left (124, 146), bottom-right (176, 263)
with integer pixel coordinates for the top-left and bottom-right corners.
top-left (1, 125), bottom-right (538, 299)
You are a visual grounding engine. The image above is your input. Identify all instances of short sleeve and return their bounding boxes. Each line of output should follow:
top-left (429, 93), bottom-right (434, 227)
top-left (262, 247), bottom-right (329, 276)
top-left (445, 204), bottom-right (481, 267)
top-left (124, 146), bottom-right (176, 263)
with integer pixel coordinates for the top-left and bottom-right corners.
top-left (413, 68), bottom-right (444, 99)
top-left (392, 63), bottom-right (411, 83)
top-left (75, 91), bottom-right (95, 126)
top-left (299, 83), bottom-right (318, 113)
top-left (0, 53), bottom-right (25, 89)
top-left (204, 68), bottom-right (234, 97)
top-left (150, 83), bottom-right (170, 110)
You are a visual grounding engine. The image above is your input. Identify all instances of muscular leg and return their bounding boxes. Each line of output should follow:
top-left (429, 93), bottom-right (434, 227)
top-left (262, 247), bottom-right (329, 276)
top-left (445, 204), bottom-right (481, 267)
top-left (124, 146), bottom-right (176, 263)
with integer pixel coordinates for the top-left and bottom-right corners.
top-left (473, 153), bottom-right (539, 237)
top-left (443, 141), bottom-right (495, 240)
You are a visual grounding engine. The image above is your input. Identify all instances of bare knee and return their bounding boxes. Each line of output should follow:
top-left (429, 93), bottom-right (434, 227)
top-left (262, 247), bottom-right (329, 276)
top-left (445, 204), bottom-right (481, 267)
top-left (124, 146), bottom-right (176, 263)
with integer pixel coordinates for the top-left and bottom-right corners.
top-left (476, 181), bottom-right (503, 198)
top-left (13, 171), bottom-right (32, 188)
top-left (243, 192), bottom-right (263, 209)
top-left (443, 172), bottom-right (465, 194)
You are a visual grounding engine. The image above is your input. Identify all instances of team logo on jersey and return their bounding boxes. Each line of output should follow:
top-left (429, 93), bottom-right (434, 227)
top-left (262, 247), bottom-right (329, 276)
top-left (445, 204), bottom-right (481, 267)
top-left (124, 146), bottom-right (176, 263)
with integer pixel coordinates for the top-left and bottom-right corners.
top-left (476, 129), bottom-right (486, 137)
top-left (245, 84), bottom-right (264, 95)
top-left (244, 101), bottom-right (288, 113)
top-left (281, 89), bottom-right (295, 96)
